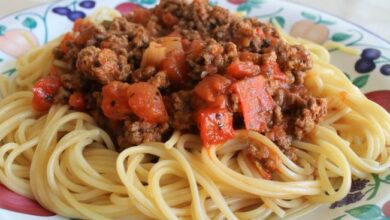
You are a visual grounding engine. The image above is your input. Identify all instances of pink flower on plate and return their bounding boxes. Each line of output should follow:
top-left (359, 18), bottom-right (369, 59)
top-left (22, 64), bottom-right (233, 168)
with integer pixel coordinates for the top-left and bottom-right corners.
top-left (115, 2), bottom-right (143, 15)
top-left (0, 184), bottom-right (54, 216)
top-left (0, 29), bottom-right (39, 58)
top-left (290, 20), bottom-right (329, 44)
top-left (383, 200), bottom-right (390, 217)
top-left (365, 90), bottom-right (390, 112)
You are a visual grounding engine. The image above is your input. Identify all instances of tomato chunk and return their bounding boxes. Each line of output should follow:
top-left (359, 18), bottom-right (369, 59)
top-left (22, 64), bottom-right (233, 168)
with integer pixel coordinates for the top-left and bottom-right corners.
top-left (73, 19), bottom-right (96, 46)
top-left (226, 61), bottom-right (260, 79)
top-left (59, 33), bottom-right (74, 53)
top-left (68, 92), bottom-right (86, 110)
top-left (161, 12), bottom-right (177, 27)
top-left (261, 61), bottom-right (287, 82)
top-left (186, 40), bottom-right (205, 60)
top-left (160, 49), bottom-right (189, 85)
top-left (101, 81), bottom-right (132, 120)
top-left (32, 76), bottom-right (61, 112)
top-left (73, 19), bottom-right (92, 32)
top-left (231, 76), bottom-right (274, 132)
top-left (196, 108), bottom-right (235, 147)
top-left (132, 8), bottom-right (152, 25)
top-left (194, 74), bottom-right (231, 108)
top-left (127, 82), bottom-right (168, 123)
top-left (239, 51), bottom-right (260, 63)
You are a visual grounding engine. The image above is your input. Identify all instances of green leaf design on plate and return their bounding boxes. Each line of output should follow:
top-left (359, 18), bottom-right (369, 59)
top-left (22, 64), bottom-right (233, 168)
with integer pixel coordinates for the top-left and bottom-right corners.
top-left (331, 33), bottom-right (353, 42)
top-left (317, 19), bottom-right (335, 25)
top-left (237, 3), bottom-right (251, 13)
top-left (209, 0), bottom-right (217, 6)
top-left (346, 204), bottom-right (383, 219)
top-left (140, 0), bottom-right (156, 5)
top-left (333, 214), bottom-right (347, 220)
top-left (274, 16), bottom-right (285, 28)
top-left (385, 174), bottom-right (390, 181)
top-left (352, 75), bottom-right (369, 88)
top-left (343, 72), bottom-right (351, 80)
top-left (0, 25), bottom-right (6, 36)
top-left (248, 0), bottom-right (264, 6)
top-left (301, 11), bottom-right (316, 21)
top-left (22, 17), bottom-right (37, 30)
top-left (1, 68), bottom-right (16, 76)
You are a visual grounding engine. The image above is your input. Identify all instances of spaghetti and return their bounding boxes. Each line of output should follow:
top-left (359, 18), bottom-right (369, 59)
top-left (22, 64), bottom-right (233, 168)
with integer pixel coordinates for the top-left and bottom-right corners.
top-left (0, 4), bottom-right (389, 220)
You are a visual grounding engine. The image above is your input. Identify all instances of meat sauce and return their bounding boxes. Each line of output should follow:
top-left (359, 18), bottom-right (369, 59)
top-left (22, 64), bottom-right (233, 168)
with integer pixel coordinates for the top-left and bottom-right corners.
top-left (33, 0), bottom-right (327, 179)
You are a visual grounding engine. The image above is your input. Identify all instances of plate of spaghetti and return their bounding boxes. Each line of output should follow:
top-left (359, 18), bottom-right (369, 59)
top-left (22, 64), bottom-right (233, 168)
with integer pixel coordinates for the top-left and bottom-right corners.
top-left (0, 0), bottom-right (389, 219)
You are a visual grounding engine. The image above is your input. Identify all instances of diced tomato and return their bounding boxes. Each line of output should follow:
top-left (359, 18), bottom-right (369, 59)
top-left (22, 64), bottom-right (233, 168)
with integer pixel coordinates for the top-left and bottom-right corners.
top-left (132, 8), bottom-right (152, 25)
top-left (226, 61), bottom-right (260, 79)
top-left (68, 92), bottom-right (86, 110)
top-left (196, 108), bottom-right (234, 147)
top-left (271, 63), bottom-right (287, 81)
top-left (181, 38), bottom-right (191, 51)
top-left (160, 49), bottom-right (189, 86)
top-left (101, 81), bottom-right (132, 120)
top-left (161, 12), bottom-right (177, 27)
top-left (194, 74), bottom-right (231, 105)
top-left (32, 76), bottom-right (61, 112)
top-left (261, 61), bottom-right (287, 82)
top-left (72, 19), bottom-right (92, 32)
top-left (127, 82), bottom-right (168, 123)
top-left (231, 76), bottom-right (274, 132)
top-left (239, 51), bottom-right (260, 63)
top-left (59, 33), bottom-right (74, 53)
top-left (186, 40), bottom-right (205, 60)
top-left (73, 19), bottom-right (96, 46)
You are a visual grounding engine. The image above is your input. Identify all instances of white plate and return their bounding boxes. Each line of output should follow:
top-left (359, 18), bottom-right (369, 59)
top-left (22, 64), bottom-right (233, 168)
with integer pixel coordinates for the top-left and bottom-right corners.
top-left (0, 0), bottom-right (389, 219)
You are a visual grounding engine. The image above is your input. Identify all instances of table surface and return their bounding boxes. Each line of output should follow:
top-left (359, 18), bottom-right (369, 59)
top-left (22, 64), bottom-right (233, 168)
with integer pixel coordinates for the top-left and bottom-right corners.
top-left (1, 0), bottom-right (390, 40)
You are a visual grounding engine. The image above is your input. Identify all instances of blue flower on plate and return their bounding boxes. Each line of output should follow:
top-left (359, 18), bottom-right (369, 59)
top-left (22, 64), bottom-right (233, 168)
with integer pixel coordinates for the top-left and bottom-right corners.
top-left (355, 48), bottom-right (390, 76)
top-left (52, 0), bottom-right (96, 21)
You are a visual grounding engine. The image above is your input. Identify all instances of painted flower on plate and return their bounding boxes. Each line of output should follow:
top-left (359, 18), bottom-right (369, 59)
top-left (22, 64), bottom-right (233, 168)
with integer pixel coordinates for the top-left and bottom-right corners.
top-left (0, 29), bottom-right (39, 58)
top-left (290, 20), bottom-right (329, 44)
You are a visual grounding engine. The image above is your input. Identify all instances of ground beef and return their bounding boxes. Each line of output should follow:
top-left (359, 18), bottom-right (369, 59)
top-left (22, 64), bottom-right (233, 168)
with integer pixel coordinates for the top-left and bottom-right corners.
top-left (109, 17), bottom-right (151, 68)
top-left (131, 66), bottom-right (157, 82)
top-left (276, 43), bottom-right (313, 73)
top-left (188, 40), bottom-right (238, 80)
top-left (170, 90), bottom-right (196, 131)
top-left (117, 120), bottom-right (170, 149)
top-left (54, 87), bottom-right (71, 104)
top-left (100, 34), bottom-right (129, 56)
top-left (49, 0), bottom-right (326, 160)
top-left (294, 97), bottom-right (327, 139)
top-left (247, 144), bottom-right (278, 178)
top-left (148, 71), bottom-right (170, 89)
top-left (76, 46), bottom-right (131, 84)
top-left (59, 71), bottom-right (85, 90)
top-left (53, 42), bottom-right (80, 66)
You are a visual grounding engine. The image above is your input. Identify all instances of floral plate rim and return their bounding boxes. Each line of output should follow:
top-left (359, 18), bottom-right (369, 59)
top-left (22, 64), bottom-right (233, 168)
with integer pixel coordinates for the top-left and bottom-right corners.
top-left (0, 0), bottom-right (389, 220)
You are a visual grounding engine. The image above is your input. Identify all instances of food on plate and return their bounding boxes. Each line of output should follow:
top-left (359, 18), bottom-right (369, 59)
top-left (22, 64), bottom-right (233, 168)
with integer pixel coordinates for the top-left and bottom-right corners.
top-left (0, 0), bottom-right (389, 219)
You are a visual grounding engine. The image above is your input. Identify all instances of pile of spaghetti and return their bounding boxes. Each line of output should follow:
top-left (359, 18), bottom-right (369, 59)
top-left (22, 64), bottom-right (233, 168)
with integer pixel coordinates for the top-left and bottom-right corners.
top-left (0, 0), bottom-right (389, 219)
